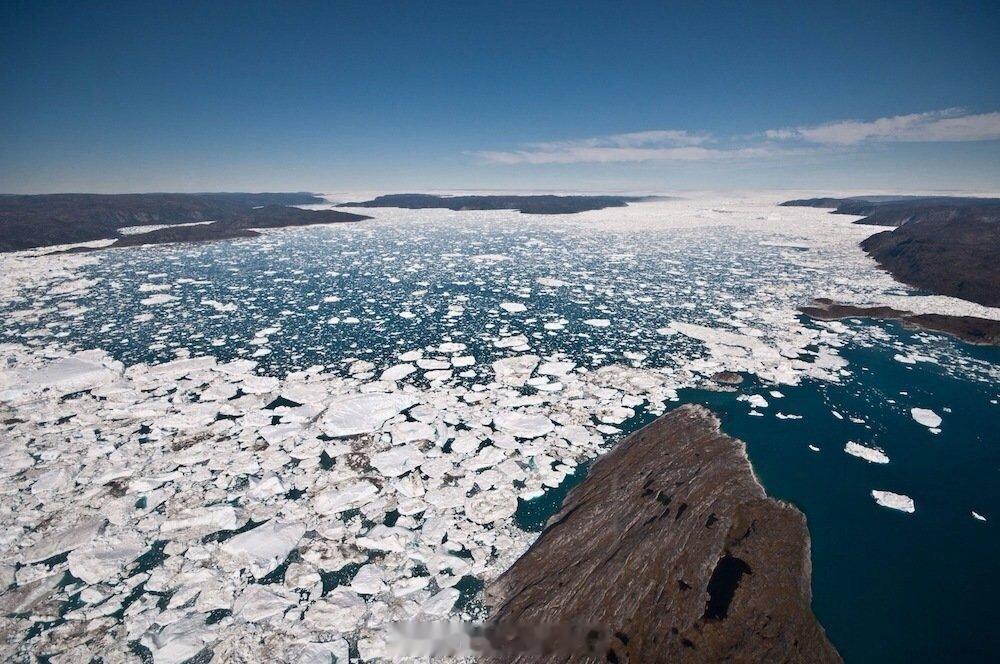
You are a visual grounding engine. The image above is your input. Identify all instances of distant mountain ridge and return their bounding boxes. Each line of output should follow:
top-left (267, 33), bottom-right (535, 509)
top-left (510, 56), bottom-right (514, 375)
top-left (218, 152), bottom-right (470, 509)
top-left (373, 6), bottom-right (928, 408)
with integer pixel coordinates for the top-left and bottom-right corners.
top-left (780, 195), bottom-right (1000, 226)
top-left (340, 193), bottom-right (659, 215)
top-left (0, 192), bottom-right (330, 251)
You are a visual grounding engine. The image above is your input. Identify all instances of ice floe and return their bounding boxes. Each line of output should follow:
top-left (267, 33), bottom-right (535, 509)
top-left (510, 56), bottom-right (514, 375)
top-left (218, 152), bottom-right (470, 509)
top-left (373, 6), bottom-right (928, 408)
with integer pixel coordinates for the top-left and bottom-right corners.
top-left (910, 408), bottom-right (942, 430)
top-left (1, 195), bottom-right (995, 662)
top-left (871, 490), bottom-right (915, 513)
top-left (844, 441), bottom-right (890, 464)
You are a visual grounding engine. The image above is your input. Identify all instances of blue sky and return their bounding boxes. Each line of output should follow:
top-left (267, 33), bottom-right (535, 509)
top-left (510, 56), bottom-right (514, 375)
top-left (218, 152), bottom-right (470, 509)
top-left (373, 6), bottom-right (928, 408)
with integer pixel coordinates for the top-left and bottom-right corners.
top-left (2, 0), bottom-right (999, 193)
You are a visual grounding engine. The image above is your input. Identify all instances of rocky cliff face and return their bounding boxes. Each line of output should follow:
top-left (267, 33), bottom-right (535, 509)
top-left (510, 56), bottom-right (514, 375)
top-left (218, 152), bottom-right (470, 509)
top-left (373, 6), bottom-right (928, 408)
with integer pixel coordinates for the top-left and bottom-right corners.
top-left (781, 196), bottom-right (1000, 307)
top-left (483, 405), bottom-right (840, 664)
top-left (859, 208), bottom-right (1000, 307)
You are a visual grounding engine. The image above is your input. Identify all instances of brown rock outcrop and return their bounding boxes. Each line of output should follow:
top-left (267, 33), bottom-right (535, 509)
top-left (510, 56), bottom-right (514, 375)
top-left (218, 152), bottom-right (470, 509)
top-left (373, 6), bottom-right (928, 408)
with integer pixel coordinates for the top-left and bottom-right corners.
top-left (484, 405), bottom-right (840, 663)
top-left (801, 298), bottom-right (1000, 346)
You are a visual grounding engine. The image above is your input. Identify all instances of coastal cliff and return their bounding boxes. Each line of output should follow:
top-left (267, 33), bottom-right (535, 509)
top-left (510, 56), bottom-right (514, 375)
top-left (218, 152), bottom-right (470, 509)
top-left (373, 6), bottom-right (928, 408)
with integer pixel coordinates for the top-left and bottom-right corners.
top-left (782, 196), bottom-right (1000, 307)
top-left (484, 404), bottom-right (840, 664)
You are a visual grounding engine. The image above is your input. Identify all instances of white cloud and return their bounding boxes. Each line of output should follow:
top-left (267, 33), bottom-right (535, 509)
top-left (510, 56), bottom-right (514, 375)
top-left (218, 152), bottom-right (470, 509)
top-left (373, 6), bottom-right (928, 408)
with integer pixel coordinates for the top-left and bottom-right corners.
top-left (767, 109), bottom-right (1000, 145)
top-left (473, 109), bottom-right (1000, 165)
top-left (472, 128), bottom-right (812, 164)
top-left (529, 129), bottom-right (710, 150)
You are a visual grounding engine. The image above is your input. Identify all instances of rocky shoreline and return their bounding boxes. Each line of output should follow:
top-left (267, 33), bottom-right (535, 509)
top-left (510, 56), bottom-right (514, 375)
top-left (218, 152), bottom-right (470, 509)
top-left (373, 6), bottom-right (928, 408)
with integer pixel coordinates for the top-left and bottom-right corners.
top-left (782, 196), bottom-right (1000, 308)
top-left (484, 405), bottom-right (840, 663)
top-left (800, 299), bottom-right (1000, 346)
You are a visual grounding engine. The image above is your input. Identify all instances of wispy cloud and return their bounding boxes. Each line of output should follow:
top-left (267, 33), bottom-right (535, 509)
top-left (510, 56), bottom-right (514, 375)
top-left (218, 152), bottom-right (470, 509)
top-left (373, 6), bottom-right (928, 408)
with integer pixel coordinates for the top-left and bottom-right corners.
top-left (476, 144), bottom-right (794, 165)
top-left (474, 109), bottom-right (1000, 165)
top-left (766, 109), bottom-right (1000, 145)
top-left (529, 129), bottom-right (710, 150)
top-left (473, 129), bottom-right (792, 165)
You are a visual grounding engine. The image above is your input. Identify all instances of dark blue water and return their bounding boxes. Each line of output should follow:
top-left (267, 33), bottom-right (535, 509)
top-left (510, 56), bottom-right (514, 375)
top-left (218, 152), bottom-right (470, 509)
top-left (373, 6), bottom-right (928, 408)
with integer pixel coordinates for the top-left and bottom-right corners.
top-left (677, 321), bottom-right (999, 663)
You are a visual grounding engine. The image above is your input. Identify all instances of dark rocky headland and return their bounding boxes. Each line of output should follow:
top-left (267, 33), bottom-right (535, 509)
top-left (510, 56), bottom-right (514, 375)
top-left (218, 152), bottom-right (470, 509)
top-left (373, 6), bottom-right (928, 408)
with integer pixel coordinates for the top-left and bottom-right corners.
top-left (483, 405), bottom-right (840, 664)
top-left (0, 192), bottom-right (369, 252)
top-left (800, 298), bottom-right (1000, 346)
top-left (340, 193), bottom-right (658, 215)
top-left (782, 196), bottom-right (1000, 307)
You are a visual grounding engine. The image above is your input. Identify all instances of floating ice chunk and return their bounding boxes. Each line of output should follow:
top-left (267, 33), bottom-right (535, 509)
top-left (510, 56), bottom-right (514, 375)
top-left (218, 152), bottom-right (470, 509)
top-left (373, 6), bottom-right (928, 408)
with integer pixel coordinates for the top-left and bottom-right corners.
top-left (18, 353), bottom-right (121, 397)
top-left (161, 506), bottom-right (239, 535)
top-left (380, 363), bottom-right (416, 381)
top-left (500, 302), bottom-right (527, 313)
top-left (247, 475), bottom-right (285, 499)
top-left (492, 355), bottom-right (539, 386)
top-left (538, 361), bottom-right (575, 376)
top-left (140, 615), bottom-right (216, 664)
top-left (452, 355), bottom-right (476, 367)
top-left (738, 394), bottom-right (769, 409)
top-left (351, 564), bottom-right (388, 595)
top-left (423, 486), bottom-right (467, 510)
top-left (371, 446), bottom-right (424, 477)
top-left (315, 481), bottom-right (378, 515)
top-left (871, 490), bottom-right (915, 513)
top-left (145, 355), bottom-right (217, 378)
top-left (808, 445), bottom-right (820, 452)
top-left (495, 335), bottom-right (529, 349)
top-left (464, 488), bottom-right (518, 524)
top-left (520, 488), bottom-right (545, 501)
top-left (387, 420), bottom-right (436, 444)
top-left (349, 359), bottom-right (375, 375)
top-left (972, 511), bottom-right (987, 522)
top-left (322, 393), bottom-right (417, 437)
top-left (598, 405), bottom-right (634, 424)
top-left (20, 518), bottom-right (104, 564)
top-left (910, 408), bottom-right (942, 429)
top-left (356, 525), bottom-right (411, 553)
top-left (493, 411), bottom-right (554, 438)
top-left (536, 277), bottom-right (568, 288)
top-left (845, 442), bottom-right (890, 464)
top-left (583, 318), bottom-right (610, 327)
top-left (392, 576), bottom-right (430, 598)
top-left (425, 369), bottom-right (453, 381)
top-left (140, 293), bottom-right (177, 306)
top-left (296, 641), bottom-right (351, 664)
top-left (201, 299), bottom-right (237, 313)
top-left (67, 535), bottom-right (145, 584)
top-left (234, 584), bottom-right (297, 622)
top-left (304, 589), bottom-right (367, 630)
top-left (221, 520), bottom-right (305, 578)
top-left (421, 588), bottom-right (460, 616)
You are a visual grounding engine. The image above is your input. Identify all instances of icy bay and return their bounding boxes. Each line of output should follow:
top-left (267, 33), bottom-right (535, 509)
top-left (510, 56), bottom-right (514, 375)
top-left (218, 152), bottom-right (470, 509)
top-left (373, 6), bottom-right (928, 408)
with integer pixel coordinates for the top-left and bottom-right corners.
top-left (0, 195), bottom-right (997, 662)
